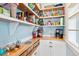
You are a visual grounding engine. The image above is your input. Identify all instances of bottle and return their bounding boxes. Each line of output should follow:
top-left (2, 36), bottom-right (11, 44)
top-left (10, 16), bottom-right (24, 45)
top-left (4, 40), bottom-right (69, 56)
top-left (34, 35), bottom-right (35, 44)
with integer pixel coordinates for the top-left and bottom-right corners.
top-left (60, 17), bottom-right (64, 26)
top-left (0, 48), bottom-right (6, 56)
top-left (59, 29), bottom-right (63, 38)
top-left (16, 40), bottom-right (21, 48)
top-left (37, 27), bottom-right (43, 37)
top-left (47, 21), bottom-right (52, 25)
top-left (32, 31), bottom-right (37, 38)
top-left (38, 19), bottom-right (44, 25)
top-left (55, 29), bottom-right (60, 38)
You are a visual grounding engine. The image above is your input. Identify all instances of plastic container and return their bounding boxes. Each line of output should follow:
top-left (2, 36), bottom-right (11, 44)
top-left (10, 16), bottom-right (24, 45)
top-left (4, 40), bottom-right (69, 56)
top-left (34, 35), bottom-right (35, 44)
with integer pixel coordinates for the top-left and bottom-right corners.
top-left (10, 4), bottom-right (17, 18)
top-left (3, 8), bottom-right (10, 17)
top-left (16, 9), bottom-right (24, 21)
top-left (0, 7), bottom-right (3, 14)
top-left (0, 3), bottom-right (17, 18)
top-left (0, 48), bottom-right (6, 56)
top-left (0, 7), bottom-right (10, 17)
top-left (32, 31), bottom-right (37, 38)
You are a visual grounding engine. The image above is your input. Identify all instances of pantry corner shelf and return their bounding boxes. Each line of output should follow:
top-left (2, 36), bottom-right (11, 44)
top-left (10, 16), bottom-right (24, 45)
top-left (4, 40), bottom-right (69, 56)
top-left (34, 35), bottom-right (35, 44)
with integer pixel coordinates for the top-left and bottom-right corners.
top-left (39, 15), bottom-right (64, 19)
top-left (40, 25), bottom-right (65, 27)
top-left (68, 29), bottom-right (79, 31)
top-left (18, 3), bottom-right (39, 18)
top-left (23, 3), bottom-right (39, 18)
top-left (26, 5), bottom-right (39, 17)
top-left (0, 14), bottom-right (39, 26)
top-left (68, 11), bottom-right (79, 19)
top-left (40, 6), bottom-right (64, 11)
top-left (66, 3), bottom-right (76, 8)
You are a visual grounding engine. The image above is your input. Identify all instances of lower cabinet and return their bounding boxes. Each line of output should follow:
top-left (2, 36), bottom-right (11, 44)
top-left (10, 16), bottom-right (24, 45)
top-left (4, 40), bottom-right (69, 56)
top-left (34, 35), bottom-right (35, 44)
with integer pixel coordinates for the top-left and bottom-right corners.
top-left (38, 40), bottom-right (50, 56)
top-left (32, 40), bottom-right (66, 56)
top-left (50, 40), bottom-right (66, 56)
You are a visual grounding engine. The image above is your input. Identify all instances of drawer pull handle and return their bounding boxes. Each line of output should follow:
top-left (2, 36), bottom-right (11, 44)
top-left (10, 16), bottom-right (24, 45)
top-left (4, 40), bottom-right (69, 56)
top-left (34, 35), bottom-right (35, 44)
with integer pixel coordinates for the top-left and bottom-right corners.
top-left (49, 42), bottom-right (53, 44)
top-left (49, 46), bottom-right (52, 48)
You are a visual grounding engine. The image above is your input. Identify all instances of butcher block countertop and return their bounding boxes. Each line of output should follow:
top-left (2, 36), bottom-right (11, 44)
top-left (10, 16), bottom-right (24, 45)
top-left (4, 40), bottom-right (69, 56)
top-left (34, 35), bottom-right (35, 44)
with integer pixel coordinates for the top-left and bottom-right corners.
top-left (5, 38), bottom-right (40, 56)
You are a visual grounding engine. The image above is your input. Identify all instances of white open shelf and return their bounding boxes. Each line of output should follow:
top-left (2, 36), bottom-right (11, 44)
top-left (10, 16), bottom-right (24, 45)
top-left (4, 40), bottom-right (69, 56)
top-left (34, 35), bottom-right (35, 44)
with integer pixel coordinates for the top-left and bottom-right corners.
top-left (66, 3), bottom-right (77, 8)
top-left (68, 29), bottom-right (79, 31)
top-left (39, 15), bottom-right (64, 19)
top-left (40, 25), bottom-right (64, 27)
top-left (68, 4), bottom-right (79, 19)
top-left (0, 3), bottom-right (65, 27)
top-left (22, 4), bottom-right (65, 19)
top-left (0, 14), bottom-right (39, 26)
top-left (23, 4), bottom-right (64, 19)
top-left (40, 6), bottom-right (64, 10)
top-left (24, 4), bottom-right (39, 18)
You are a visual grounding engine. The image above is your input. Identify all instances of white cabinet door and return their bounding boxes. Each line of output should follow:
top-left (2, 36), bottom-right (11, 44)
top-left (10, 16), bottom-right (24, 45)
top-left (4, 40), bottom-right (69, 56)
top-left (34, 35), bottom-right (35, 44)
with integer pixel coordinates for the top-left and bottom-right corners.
top-left (38, 40), bottom-right (50, 56)
top-left (50, 40), bottom-right (66, 56)
top-left (32, 40), bottom-right (66, 56)
top-left (49, 41), bottom-right (54, 56)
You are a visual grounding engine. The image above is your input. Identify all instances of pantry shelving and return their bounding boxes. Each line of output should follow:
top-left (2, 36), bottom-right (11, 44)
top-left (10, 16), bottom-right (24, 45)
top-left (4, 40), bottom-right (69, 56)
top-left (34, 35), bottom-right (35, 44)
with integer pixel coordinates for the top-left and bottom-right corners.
top-left (41, 6), bottom-right (64, 11)
top-left (68, 11), bottom-right (79, 19)
top-left (18, 3), bottom-right (65, 19)
top-left (38, 5), bottom-right (64, 19)
top-left (0, 3), bottom-right (65, 56)
top-left (67, 4), bottom-right (79, 19)
top-left (18, 3), bottom-right (39, 18)
top-left (0, 3), bottom-right (40, 26)
top-left (68, 29), bottom-right (79, 31)
top-left (25, 4), bottom-right (39, 18)
top-left (66, 3), bottom-right (77, 8)
top-left (42, 25), bottom-right (64, 27)
top-left (39, 15), bottom-right (64, 19)
top-left (0, 14), bottom-right (39, 26)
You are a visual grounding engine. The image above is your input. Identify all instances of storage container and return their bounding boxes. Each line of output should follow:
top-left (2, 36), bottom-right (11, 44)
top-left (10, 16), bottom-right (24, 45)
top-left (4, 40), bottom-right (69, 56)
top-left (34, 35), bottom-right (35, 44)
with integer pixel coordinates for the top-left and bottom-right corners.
top-left (10, 3), bottom-right (17, 18)
top-left (0, 7), bottom-right (10, 17)
top-left (0, 3), bottom-right (17, 18)
top-left (16, 9), bottom-right (24, 21)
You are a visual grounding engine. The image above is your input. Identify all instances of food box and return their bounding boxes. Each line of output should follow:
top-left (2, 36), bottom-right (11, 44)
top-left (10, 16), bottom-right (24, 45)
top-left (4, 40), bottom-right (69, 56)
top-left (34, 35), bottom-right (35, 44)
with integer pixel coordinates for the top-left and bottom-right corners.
top-left (0, 3), bottom-right (17, 18)
top-left (3, 8), bottom-right (10, 17)
top-left (0, 7), bottom-right (10, 17)
top-left (0, 7), bottom-right (3, 13)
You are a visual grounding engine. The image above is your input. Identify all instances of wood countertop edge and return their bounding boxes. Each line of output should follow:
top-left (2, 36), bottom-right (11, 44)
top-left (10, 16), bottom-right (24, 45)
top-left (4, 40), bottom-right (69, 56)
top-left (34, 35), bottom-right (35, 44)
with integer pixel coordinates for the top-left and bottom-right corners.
top-left (5, 38), bottom-right (40, 56)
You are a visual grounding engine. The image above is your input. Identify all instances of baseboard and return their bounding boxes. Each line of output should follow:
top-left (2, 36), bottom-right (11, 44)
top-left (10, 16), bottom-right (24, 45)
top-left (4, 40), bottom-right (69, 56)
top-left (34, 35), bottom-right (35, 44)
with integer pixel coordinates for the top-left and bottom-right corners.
top-left (65, 39), bottom-right (79, 56)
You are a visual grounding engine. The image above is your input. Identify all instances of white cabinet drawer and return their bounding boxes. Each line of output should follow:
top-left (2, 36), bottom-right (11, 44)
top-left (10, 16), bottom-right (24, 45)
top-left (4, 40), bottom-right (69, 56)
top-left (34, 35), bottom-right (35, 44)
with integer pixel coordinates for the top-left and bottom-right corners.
top-left (39, 40), bottom-right (50, 56)
top-left (49, 40), bottom-right (66, 56)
